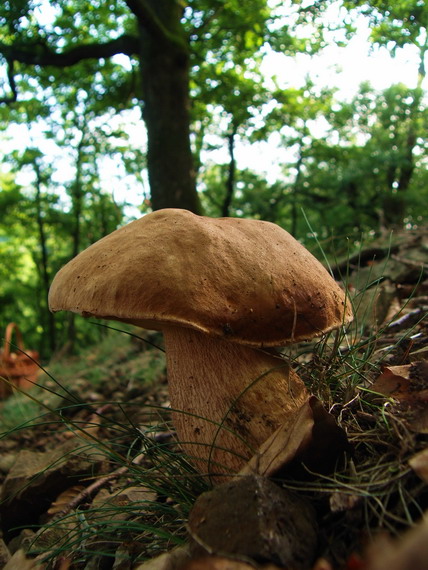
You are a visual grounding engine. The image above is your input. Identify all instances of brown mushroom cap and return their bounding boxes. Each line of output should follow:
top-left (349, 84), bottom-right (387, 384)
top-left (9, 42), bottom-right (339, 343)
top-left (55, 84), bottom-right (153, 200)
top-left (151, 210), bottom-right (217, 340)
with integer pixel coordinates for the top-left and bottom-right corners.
top-left (48, 208), bottom-right (352, 346)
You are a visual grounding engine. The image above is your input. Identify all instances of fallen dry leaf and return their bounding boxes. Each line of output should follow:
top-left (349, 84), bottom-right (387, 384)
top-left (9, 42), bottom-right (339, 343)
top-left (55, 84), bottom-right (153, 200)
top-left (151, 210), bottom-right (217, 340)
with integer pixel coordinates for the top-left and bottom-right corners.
top-left (240, 396), bottom-right (349, 478)
top-left (370, 362), bottom-right (428, 433)
top-left (408, 447), bottom-right (428, 484)
top-left (371, 364), bottom-right (413, 397)
top-left (363, 512), bottom-right (428, 570)
top-left (47, 485), bottom-right (86, 516)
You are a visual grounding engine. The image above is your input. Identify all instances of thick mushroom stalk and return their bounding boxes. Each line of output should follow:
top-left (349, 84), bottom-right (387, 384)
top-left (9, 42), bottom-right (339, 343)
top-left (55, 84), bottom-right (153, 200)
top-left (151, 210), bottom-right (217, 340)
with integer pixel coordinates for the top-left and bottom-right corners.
top-left (163, 326), bottom-right (308, 475)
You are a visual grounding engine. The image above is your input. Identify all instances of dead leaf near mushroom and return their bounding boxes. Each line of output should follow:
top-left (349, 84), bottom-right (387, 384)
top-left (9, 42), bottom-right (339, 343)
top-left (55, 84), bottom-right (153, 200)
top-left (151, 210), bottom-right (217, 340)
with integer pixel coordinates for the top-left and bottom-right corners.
top-left (240, 396), bottom-right (349, 479)
top-left (370, 361), bottom-right (428, 433)
top-left (409, 446), bottom-right (428, 484)
top-left (361, 511), bottom-right (428, 570)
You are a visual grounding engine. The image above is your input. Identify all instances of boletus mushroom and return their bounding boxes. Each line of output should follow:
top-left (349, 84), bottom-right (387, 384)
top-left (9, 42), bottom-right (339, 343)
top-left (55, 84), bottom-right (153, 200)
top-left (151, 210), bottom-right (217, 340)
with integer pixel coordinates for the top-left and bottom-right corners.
top-left (49, 209), bottom-right (353, 476)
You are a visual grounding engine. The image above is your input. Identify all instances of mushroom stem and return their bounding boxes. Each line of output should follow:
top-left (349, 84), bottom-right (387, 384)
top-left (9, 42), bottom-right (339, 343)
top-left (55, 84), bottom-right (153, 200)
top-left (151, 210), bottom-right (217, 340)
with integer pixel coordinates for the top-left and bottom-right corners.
top-left (163, 326), bottom-right (308, 476)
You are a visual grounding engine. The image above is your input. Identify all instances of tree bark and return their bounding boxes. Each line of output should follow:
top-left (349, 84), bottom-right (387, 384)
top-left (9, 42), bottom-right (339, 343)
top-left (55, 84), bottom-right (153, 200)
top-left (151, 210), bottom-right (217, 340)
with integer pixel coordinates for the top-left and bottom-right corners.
top-left (34, 162), bottom-right (57, 353)
top-left (222, 125), bottom-right (237, 217)
top-left (130, 0), bottom-right (202, 213)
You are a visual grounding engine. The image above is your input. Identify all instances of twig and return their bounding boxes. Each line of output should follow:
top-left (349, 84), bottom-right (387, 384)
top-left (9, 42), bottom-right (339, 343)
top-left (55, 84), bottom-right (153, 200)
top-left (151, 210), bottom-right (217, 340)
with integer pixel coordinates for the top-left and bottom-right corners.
top-left (384, 308), bottom-right (425, 331)
top-left (52, 453), bottom-right (146, 521)
top-left (391, 254), bottom-right (426, 271)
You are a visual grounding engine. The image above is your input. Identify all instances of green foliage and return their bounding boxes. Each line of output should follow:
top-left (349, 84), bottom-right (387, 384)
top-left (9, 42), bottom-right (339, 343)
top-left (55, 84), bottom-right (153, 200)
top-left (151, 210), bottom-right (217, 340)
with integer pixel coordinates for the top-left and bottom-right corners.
top-left (0, 0), bottom-right (427, 356)
top-left (343, 0), bottom-right (428, 52)
top-left (200, 76), bottom-right (427, 243)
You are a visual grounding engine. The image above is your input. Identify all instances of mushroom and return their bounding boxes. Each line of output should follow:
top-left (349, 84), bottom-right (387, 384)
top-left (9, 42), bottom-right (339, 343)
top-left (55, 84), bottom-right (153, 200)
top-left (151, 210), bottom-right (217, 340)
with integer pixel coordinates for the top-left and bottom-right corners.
top-left (49, 209), bottom-right (353, 476)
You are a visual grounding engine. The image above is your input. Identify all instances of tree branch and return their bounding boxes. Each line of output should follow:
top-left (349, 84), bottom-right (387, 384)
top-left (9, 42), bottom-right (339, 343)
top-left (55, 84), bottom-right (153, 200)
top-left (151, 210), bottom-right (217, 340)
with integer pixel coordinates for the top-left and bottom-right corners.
top-left (0, 34), bottom-right (139, 68)
top-left (125, 0), bottom-right (188, 50)
top-left (125, 0), bottom-right (167, 38)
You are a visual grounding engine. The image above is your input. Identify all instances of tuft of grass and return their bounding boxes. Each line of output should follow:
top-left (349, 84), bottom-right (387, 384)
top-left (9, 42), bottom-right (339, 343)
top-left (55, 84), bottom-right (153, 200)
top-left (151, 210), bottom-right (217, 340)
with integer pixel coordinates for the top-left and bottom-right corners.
top-left (23, 416), bottom-right (209, 568)
top-left (281, 271), bottom-right (428, 565)
top-left (0, 327), bottom-right (209, 568)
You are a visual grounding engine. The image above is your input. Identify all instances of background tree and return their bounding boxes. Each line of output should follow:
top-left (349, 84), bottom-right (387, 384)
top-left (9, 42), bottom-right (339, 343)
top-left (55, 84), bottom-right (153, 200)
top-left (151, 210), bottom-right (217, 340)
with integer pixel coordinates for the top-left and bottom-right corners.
top-left (0, 1), bottom-right (427, 357)
top-left (200, 78), bottom-right (427, 242)
top-left (0, 62), bottom-right (140, 353)
top-left (0, 0), bottom-right (304, 213)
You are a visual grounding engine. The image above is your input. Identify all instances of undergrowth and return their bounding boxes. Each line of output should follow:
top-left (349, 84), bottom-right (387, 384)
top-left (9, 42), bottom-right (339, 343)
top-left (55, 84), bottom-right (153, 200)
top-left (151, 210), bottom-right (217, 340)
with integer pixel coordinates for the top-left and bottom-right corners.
top-left (0, 241), bottom-right (427, 569)
top-left (283, 268), bottom-right (428, 564)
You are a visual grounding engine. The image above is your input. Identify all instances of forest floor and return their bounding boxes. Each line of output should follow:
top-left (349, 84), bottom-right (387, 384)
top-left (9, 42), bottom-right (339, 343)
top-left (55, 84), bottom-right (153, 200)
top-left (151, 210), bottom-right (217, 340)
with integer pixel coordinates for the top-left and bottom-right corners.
top-left (0, 226), bottom-right (427, 570)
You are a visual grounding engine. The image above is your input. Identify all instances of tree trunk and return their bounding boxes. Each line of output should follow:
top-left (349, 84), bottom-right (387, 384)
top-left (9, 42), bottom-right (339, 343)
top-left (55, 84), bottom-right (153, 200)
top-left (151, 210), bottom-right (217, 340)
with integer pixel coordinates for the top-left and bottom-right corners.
top-left (137, 0), bottom-right (202, 214)
top-left (34, 162), bottom-right (57, 354)
top-left (222, 125), bottom-right (237, 217)
top-left (64, 134), bottom-right (86, 353)
top-left (2, 0), bottom-right (203, 214)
